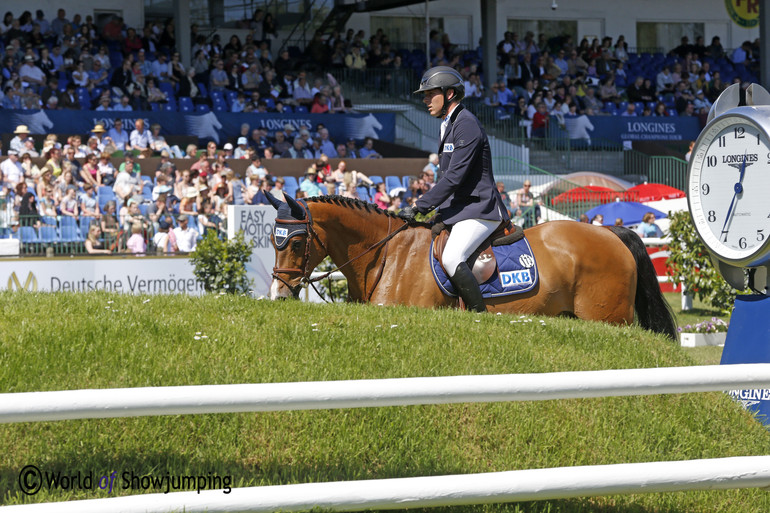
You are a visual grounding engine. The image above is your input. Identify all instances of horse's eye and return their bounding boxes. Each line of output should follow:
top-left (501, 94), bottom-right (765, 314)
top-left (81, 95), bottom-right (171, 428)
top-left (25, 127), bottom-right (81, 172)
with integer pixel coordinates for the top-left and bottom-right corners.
top-left (291, 240), bottom-right (302, 252)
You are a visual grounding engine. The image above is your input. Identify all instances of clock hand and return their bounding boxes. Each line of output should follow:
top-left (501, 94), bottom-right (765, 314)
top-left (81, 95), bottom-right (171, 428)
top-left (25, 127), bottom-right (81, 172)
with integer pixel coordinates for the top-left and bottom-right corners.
top-left (720, 152), bottom-right (748, 239)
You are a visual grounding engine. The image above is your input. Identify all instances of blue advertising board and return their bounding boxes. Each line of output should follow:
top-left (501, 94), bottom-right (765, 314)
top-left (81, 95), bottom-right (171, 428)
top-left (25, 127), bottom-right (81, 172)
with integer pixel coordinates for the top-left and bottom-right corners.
top-left (561, 115), bottom-right (702, 144)
top-left (720, 294), bottom-right (770, 426)
top-left (0, 110), bottom-right (396, 144)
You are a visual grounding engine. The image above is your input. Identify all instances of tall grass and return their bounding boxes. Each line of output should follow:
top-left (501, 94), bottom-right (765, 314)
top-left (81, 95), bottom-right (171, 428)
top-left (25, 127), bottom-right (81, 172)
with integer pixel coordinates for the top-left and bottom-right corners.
top-left (1, 292), bottom-right (769, 511)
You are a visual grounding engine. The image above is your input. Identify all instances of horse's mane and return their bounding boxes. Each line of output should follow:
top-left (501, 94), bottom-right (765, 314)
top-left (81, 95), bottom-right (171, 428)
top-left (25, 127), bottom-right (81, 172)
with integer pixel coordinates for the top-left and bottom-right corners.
top-left (305, 195), bottom-right (399, 219)
top-left (304, 195), bottom-right (432, 229)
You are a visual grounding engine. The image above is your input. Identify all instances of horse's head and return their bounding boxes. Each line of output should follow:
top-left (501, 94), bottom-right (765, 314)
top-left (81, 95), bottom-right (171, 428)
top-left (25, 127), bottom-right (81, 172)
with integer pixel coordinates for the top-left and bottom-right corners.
top-left (268, 194), bottom-right (327, 299)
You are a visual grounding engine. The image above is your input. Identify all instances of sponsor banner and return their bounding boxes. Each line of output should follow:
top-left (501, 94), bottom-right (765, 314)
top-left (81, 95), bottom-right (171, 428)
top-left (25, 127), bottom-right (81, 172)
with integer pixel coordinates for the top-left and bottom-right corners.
top-left (227, 205), bottom-right (277, 298)
top-left (565, 116), bottom-right (701, 144)
top-left (1, 258), bottom-right (202, 295)
top-left (1, 110), bottom-right (395, 144)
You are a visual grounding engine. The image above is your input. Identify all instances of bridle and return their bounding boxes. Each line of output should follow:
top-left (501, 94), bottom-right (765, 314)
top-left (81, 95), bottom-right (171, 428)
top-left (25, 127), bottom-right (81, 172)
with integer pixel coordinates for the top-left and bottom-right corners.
top-left (271, 200), bottom-right (409, 301)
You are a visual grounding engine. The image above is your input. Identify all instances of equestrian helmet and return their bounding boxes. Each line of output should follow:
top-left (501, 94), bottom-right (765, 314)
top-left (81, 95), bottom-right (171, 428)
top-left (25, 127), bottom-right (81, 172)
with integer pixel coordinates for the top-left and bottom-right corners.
top-left (414, 66), bottom-right (465, 102)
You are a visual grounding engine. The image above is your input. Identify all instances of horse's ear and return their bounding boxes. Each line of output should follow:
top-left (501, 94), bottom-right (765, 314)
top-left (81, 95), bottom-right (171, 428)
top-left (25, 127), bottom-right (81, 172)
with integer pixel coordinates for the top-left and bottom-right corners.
top-left (284, 194), bottom-right (307, 220)
top-left (265, 190), bottom-right (283, 210)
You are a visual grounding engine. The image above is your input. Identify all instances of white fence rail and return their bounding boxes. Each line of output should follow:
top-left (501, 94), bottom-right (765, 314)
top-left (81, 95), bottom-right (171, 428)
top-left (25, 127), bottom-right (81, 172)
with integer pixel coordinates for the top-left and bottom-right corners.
top-left (4, 456), bottom-right (770, 512)
top-left (4, 364), bottom-right (769, 511)
top-left (2, 364), bottom-right (769, 424)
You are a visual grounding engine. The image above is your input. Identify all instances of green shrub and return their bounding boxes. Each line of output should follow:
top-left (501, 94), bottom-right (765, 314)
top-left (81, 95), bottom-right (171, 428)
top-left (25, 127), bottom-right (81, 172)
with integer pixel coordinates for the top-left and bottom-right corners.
top-left (190, 231), bottom-right (255, 294)
top-left (666, 210), bottom-right (744, 314)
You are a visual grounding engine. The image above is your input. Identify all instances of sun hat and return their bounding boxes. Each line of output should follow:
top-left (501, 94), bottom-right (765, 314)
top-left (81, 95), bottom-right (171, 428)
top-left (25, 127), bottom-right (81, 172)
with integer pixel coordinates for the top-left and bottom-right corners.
top-left (14, 125), bottom-right (30, 134)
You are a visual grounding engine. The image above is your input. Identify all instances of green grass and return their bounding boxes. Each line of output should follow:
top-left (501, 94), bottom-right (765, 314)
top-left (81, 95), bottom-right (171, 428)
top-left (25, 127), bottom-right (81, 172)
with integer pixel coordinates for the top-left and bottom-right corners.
top-left (1, 292), bottom-right (769, 512)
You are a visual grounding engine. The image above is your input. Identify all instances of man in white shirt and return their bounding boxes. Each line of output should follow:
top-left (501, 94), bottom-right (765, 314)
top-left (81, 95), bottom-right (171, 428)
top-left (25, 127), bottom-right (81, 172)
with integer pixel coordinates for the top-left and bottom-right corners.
top-left (130, 119), bottom-right (152, 155)
top-left (173, 214), bottom-right (199, 252)
top-left (19, 56), bottom-right (46, 90)
top-left (0, 150), bottom-right (24, 186)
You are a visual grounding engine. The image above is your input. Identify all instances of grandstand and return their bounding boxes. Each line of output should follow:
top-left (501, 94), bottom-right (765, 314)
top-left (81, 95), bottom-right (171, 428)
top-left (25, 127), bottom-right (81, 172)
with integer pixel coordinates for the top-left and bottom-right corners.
top-left (0, 1), bottom-right (761, 256)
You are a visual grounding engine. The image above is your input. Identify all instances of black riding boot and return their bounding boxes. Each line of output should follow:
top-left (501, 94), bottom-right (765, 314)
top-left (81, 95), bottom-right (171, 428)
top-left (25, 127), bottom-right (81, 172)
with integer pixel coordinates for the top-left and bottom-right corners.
top-left (450, 262), bottom-right (486, 313)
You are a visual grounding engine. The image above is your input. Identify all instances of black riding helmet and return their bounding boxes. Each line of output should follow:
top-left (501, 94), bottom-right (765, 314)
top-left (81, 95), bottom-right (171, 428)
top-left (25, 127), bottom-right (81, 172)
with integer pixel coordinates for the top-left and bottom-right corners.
top-left (414, 66), bottom-right (465, 117)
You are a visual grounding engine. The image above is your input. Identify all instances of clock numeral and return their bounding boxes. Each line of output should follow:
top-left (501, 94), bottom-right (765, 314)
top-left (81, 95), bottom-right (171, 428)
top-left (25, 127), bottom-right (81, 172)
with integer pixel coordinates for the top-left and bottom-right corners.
top-left (708, 210), bottom-right (716, 222)
top-left (722, 231), bottom-right (729, 243)
top-left (718, 135), bottom-right (726, 147)
top-left (706, 155), bottom-right (717, 167)
top-left (758, 230), bottom-right (766, 242)
top-left (739, 237), bottom-right (748, 249)
top-left (701, 183), bottom-right (710, 195)
top-left (735, 127), bottom-right (745, 139)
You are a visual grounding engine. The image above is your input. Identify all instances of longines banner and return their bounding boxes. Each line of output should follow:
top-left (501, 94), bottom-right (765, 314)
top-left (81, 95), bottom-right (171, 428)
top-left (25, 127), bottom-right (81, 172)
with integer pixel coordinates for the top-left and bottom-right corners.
top-left (0, 110), bottom-right (396, 144)
top-left (1, 258), bottom-right (203, 295)
top-left (227, 205), bottom-right (277, 298)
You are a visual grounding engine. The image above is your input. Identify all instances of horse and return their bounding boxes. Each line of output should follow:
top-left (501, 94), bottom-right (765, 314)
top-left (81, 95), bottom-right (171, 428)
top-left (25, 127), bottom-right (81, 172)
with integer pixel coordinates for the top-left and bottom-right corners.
top-left (267, 194), bottom-right (677, 340)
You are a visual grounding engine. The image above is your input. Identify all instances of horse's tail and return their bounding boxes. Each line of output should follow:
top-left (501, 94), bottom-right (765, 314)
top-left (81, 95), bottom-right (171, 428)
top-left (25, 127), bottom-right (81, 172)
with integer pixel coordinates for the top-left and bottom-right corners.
top-left (608, 226), bottom-right (677, 340)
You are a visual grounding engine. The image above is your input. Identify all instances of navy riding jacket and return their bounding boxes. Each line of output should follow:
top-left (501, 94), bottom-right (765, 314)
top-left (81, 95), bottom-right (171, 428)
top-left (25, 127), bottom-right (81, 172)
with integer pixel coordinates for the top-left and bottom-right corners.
top-left (415, 104), bottom-right (510, 226)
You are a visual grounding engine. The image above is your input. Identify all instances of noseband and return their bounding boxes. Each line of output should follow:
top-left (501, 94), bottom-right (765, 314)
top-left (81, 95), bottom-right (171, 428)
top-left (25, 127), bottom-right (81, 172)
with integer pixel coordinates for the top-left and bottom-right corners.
top-left (271, 200), bottom-right (409, 300)
top-left (271, 201), bottom-right (327, 297)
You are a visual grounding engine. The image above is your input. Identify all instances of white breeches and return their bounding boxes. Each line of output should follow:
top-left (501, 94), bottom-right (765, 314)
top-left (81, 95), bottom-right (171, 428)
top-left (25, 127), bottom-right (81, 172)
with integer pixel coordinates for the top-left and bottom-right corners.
top-left (442, 218), bottom-right (501, 277)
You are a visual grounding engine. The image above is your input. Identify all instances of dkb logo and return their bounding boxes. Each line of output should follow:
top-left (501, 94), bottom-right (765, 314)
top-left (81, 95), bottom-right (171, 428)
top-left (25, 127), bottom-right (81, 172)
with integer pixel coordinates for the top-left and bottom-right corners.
top-left (499, 270), bottom-right (531, 288)
top-left (7, 272), bottom-right (38, 291)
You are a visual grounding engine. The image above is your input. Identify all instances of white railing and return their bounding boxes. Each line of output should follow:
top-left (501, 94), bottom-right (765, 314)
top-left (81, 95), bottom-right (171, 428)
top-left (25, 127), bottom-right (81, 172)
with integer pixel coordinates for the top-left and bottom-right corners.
top-left (2, 364), bottom-right (769, 423)
top-left (4, 364), bottom-right (768, 511)
top-left (4, 456), bottom-right (770, 512)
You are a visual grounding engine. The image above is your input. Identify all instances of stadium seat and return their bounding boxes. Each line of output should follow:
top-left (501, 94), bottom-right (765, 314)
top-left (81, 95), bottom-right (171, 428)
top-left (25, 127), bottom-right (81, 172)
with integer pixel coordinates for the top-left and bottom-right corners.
top-left (196, 82), bottom-right (208, 99)
top-left (20, 226), bottom-right (39, 244)
top-left (163, 103), bottom-right (177, 112)
top-left (59, 216), bottom-right (83, 242)
top-left (385, 176), bottom-right (402, 194)
top-left (402, 175), bottom-right (416, 189)
top-left (39, 225), bottom-right (58, 244)
top-left (263, 97), bottom-right (275, 110)
top-left (210, 90), bottom-right (224, 104)
top-left (356, 186), bottom-right (371, 202)
top-left (179, 96), bottom-right (194, 112)
top-left (196, 103), bottom-right (211, 113)
top-left (79, 218), bottom-right (95, 240)
top-left (281, 176), bottom-right (299, 198)
top-left (295, 105), bottom-right (308, 113)
top-left (212, 102), bottom-right (227, 112)
top-left (151, 102), bottom-right (162, 111)
top-left (368, 175), bottom-right (384, 185)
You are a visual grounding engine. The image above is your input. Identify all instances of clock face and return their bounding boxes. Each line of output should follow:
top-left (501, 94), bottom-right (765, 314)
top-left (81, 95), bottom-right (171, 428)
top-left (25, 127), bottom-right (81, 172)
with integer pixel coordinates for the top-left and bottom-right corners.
top-left (688, 114), bottom-right (770, 264)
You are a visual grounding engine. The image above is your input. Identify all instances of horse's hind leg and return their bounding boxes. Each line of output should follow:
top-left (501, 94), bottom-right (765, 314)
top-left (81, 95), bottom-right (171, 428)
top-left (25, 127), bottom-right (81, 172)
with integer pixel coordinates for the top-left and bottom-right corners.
top-left (573, 272), bottom-right (636, 326)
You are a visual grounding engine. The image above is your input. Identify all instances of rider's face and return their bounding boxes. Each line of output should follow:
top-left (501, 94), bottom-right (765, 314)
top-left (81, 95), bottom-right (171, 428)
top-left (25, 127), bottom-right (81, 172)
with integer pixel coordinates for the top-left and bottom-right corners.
top-left (423, 89), bottom-right (444, 118)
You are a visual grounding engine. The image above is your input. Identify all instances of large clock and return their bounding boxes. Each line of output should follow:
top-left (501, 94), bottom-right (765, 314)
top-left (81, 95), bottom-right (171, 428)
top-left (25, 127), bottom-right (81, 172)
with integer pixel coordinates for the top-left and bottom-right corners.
top-left (688, 83), bottom-right (770, 289)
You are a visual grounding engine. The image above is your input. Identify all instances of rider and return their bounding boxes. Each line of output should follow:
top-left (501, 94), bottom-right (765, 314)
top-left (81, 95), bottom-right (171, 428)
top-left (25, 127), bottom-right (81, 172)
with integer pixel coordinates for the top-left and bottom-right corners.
top-left (399, 66), bottom-right (510, 312)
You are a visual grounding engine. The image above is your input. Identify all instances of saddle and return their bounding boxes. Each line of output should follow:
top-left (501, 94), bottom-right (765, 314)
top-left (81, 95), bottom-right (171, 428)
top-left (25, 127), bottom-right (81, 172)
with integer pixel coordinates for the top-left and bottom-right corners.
top-left (432, 221), bottom-right (524, 283)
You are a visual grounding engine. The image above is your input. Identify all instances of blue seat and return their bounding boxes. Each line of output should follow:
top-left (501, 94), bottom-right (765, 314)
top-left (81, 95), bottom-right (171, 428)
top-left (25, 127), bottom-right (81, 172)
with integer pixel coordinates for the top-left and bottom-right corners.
top-left (295, 105), bottom-right (308, 113)
top-left (210, 90), bottom-right (224, 103)
top-left (263, 97), bottom-right (275, 109)
top-left (196, 82), bottom-right (208, 99)
top-left (402, 175), bottom-right (416, 189)
top-left (20, 226), bottom-right (39, 243)
top-left (179, 96), bottom-right (194, 112)
top-left (159, 82), bottom-right (176, 99)
top-left (163, 103), bottom-right (177, 112)
top-left (39, 225), bottom-right (58, 243)
top-left (80, 218), bottom-right (96, 240)
top-left (196, 103), bottom-right (211, 112)
top-left (281, 176), bottom-right (299, 198)
top-left (213, 102), bottom-right (227, 112)
top-left (356, 186), bottom-right (371, 202)
top-left (59, 216), bottom-right (83, 242)
top-left (282, 104), bottom-right (293, 113)
top-left (369, 175), bottom-right (384, 185)
top-left (385, 176), bottom-right (402, 194)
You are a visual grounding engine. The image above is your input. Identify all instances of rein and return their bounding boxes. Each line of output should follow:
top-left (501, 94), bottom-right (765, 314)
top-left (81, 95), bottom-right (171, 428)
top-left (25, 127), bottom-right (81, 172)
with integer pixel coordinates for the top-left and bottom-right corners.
top-left (271, 202), bottom-right (409, 301)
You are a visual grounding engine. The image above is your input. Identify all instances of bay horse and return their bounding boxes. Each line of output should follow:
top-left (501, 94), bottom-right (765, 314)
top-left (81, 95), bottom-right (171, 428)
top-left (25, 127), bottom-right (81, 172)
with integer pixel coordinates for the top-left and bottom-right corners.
top-left (268, 194), bottom-right (677, 340)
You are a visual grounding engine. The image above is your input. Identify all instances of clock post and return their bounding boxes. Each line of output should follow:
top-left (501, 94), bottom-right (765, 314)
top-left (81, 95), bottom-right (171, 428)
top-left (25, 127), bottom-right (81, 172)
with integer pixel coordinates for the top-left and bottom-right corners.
top-left (689, 83), bottom-right (770, 423)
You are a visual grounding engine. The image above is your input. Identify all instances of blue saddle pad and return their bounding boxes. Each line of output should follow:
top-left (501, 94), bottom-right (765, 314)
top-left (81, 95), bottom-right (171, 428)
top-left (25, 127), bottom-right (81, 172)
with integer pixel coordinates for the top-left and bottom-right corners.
top-left (430, 236), bottom-right (539, 298)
